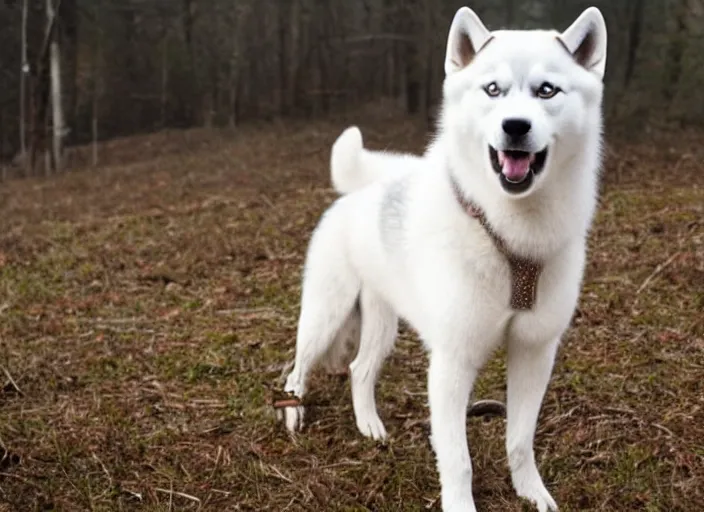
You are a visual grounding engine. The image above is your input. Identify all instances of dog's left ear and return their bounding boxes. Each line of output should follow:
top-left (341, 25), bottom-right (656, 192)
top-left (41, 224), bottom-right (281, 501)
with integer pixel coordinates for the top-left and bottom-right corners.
top-left (444, 7), bottom-right (492, 75)
top-left (558, 7), bottom-right (607, 79)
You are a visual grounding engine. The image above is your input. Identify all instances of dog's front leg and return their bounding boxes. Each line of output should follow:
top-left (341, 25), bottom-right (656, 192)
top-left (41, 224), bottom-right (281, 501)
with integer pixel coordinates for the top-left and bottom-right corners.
top-left (506, 338), bottom-right (560, 512)
top-left (428, 351), bottom-right (478, 512)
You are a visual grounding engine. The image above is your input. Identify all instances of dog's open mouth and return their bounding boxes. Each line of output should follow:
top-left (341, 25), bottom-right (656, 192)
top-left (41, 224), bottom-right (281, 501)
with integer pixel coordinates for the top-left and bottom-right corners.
top-left (489, 146), bottom-right (548, 194)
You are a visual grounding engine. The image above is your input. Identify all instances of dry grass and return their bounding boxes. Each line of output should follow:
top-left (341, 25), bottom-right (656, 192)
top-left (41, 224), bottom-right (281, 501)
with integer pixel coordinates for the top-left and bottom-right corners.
top-left (0, 111), bottom-right (702, 511)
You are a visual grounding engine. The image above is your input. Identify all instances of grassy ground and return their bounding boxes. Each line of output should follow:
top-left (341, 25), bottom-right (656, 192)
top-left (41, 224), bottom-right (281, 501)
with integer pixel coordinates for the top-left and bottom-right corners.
top-left (0, 111), bottom-right (702, 511)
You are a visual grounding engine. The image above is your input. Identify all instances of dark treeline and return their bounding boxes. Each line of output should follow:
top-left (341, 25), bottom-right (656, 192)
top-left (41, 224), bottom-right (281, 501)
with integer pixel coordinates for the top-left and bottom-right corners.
top-left (1, 0), bottom-right (703, 174)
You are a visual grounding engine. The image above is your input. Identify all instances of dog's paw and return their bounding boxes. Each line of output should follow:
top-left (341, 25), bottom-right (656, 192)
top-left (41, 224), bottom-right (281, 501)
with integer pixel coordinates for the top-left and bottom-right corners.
top-left (515, 481), bottom-right (558, 512)
top-left (276, 404), bottom-right (305, 433)
top-left (511, 460), bottom-right (558, 512)
top-left (355, 412), bottom-right (387, 441)
top-left (439, 494), bottom-right (478, 512)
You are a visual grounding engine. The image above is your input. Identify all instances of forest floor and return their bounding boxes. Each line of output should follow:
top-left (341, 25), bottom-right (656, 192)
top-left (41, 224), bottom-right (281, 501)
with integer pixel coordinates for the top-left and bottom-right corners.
top-left (0, 107), bottom-right (703, 511)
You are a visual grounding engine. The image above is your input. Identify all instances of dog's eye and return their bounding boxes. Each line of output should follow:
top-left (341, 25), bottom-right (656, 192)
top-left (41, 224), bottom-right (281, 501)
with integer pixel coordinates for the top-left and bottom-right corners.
top-left (484, 82), bottom-right (501, 97)
top-left (536, 82), bottom-right (560, 99)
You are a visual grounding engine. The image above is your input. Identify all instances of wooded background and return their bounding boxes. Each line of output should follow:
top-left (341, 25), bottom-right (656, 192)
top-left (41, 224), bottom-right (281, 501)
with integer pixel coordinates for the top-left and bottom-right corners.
top-left (1, 0), bottom-right (703, 174)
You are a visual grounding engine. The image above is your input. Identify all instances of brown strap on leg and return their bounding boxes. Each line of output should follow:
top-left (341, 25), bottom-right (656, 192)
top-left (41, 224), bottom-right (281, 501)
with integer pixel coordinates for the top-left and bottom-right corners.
top-left (272, 390), bottom-right (302, 409)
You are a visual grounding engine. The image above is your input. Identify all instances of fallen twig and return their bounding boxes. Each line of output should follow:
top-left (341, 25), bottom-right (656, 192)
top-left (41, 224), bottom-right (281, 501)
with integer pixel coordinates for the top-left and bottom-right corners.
top-left (82, 316), bottom-right (148, 325)
top-left (92, 453), bottom-right (113, 487)
top-left (155, 487), bottom-right (201, 505)
top-left (1, 366), bottom-right (22, 396)
top-left (636, 251), bottom-right (680, 295)
top-left (259, 461), bottom-right (294, 483)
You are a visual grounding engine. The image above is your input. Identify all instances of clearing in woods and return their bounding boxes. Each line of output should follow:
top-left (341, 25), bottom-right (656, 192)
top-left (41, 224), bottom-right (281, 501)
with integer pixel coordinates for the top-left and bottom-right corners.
top-left (0, 113), bottom-right (702, 511)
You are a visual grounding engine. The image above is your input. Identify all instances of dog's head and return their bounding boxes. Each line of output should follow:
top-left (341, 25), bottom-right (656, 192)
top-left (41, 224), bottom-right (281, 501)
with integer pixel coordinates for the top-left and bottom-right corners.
top-left (442, 7), bottom-right (607, 198)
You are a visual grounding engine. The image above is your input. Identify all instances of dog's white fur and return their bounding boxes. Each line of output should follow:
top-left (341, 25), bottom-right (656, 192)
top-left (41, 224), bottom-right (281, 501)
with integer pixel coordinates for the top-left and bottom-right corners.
top-left (280, 7), bottom-right (607, 512)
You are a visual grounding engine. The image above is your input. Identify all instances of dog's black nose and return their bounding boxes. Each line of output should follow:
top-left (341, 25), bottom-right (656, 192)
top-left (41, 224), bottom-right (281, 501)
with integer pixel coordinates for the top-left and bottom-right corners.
top-left (502, 118), bottom-right (532, 138)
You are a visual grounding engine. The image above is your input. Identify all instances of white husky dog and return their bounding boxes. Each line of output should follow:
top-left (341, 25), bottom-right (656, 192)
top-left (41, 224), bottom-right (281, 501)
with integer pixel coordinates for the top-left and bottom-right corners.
top-left (277, 6), bottom-right (607, 512)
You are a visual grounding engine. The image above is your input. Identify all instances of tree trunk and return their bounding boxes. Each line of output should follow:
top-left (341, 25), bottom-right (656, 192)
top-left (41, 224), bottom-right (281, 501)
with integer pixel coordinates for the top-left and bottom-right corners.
top-left (505, 0), bottom-right (516, 27)
top-left (228, 25), bottom-right (239, 128)
top-left (278, 0), bottom-right (300, 116)
top-left (19, 0), bottom-right (29, 173)
top-left (402, 0), bottom-right (425, 116)
top-left (59, 0), bottom-right (78, 145)
top-left (1, 109), bottom-right (7, 181)
top-left (160, 33), bottom-right (169, 128)
top-left (29, 1), bottom-right (60, 175)
top-left (47, 0), bottom-right (64, 172)
top-left (92, 1), bottom-right (101, 167)
top-left (44, 104), bottom-right (51, 176)
top-left (420, 0), bottom-right (433, 124)
top-left (92, 101), bottom-right (98, 167)
top-left (663, 0), bottom-right (689, 102)
top-left (278, 2), bottom-right (287, 115)
top-left (182, 0), bottom-right (198, 125)
top-left (228, 64), bottom-right (238, 128)
top-left (624, 0), bottom-right (645, 88)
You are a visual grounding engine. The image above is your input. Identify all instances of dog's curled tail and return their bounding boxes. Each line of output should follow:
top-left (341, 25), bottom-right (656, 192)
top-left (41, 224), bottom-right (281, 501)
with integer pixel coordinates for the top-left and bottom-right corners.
top-left (331, 126), bottom-right (422, 195)
top-left (330, 126), bottom-right (366, 195)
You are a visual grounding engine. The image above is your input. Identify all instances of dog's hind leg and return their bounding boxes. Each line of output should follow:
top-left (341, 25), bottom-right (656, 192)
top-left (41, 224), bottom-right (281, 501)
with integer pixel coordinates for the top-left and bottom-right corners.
top-left (320, 304), bottom-right (361, 376)
top-left (349, 290), bottom-right (398, 441)
top-left (280, 232), bottom-right (361, 433)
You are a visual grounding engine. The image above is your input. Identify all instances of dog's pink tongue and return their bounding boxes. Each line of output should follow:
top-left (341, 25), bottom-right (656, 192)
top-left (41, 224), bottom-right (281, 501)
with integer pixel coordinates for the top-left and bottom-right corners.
top-left (499, 151), bottom-right (531, 181)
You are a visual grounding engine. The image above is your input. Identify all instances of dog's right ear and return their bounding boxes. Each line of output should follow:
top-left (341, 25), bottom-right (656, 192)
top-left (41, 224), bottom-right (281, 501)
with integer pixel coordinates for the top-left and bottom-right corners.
top-left (444, 7), bottom-right (492, 75)
top-left (558, 7), bottom-right (608, 78)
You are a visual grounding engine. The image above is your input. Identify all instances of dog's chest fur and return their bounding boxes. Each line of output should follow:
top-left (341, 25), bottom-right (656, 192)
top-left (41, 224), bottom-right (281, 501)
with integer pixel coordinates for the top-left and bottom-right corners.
top-left (350, 169), bottom-right (588, 349)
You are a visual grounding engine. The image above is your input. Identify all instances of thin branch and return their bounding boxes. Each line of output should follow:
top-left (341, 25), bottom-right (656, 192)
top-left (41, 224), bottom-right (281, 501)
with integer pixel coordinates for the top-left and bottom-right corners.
top-left (636, 252), bottom-right (680, 295)
top-left (155, 488), bottom-right (201, 505)
top-left (1, 366), bottom-right (22, 396)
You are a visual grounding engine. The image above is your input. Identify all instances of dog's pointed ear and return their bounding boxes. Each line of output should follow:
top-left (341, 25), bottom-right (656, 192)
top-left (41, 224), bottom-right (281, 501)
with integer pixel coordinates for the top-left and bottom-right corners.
top-left (558, 7), bottom-right (607, 78)
top-left (444, 7), bottom-right (492, 75)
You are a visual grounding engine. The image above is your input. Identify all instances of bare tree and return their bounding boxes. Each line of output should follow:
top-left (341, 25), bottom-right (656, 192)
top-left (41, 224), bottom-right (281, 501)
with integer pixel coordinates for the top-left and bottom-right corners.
top-left (160, 29), bottom-right (169, 129)
top-left (663, 0), bottom-right (689, 103)
top-left (47, 0), bottom-right (64, 172)
top-left (624, 0), bottom-right (646, 88)
top-left (19, 0), bottom-right (29, 172)
top-left (91, 0), bottom-right (102, 167)
top-left (505, 0), bottom-right (517, 26)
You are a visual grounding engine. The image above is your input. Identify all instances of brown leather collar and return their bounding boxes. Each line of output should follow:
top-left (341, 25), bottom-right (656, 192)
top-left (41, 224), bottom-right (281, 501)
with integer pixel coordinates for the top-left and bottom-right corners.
top-left (450, 175), bottom-right (542, 311)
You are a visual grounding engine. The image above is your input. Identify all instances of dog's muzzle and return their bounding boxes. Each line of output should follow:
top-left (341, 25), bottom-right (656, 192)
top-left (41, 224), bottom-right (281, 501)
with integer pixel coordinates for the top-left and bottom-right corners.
top-left (489, 146), bottom-right (548, 194)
